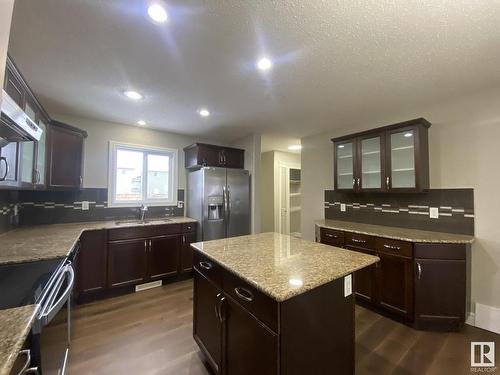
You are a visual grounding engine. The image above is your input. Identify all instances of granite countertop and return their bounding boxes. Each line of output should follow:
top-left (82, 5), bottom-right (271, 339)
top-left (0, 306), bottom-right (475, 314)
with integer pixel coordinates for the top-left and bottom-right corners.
top-left (191, 232), bottom-right (379, 302)
top-left (0, 304), bottom-right (40, 375)
top-left (316, 219), bottom-right (474, 244)
top-left (0, 217), bottom-right (197, 265)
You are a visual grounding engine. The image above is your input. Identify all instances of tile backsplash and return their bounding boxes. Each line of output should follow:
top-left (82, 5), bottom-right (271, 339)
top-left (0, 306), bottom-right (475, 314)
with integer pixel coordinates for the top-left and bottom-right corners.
top-left (324, 188), bottom-right (474, 235)
top-left (0, 188), bottom-right (184, 230)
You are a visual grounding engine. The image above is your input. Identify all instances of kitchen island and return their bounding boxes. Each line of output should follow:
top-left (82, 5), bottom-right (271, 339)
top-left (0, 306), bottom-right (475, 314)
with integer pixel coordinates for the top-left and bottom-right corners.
top-left (191, 232), bottom-right (379, 375)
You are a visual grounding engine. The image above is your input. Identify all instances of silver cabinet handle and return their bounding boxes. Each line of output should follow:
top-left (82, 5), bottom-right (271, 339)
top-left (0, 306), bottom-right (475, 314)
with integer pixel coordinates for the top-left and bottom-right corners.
top-left (149, 239), bottom-right (152, 250)
top-left (79, 176), bottom-right (83, 186)
top-left (182, 235), bottom-right (186, 244)
top-left (214, 293), bottom-right (226, 323)
top-left (386, 176), bottom-right (390, 189)
top-left (416, 262), bottom-right (422, 280)
top-left (214, 292), bottom-right (222, 321)
top-left (199, 261), bottom-right (212, 270)
top-left (144, 240), bottom-right (147, 253)
top-left (351, 238), bottom-right (367, 244)
top-left (352, 178), bottom-right (355, 187)
top-left (234, 287), bottom-right (254, 302)
top-left (25, 368), bottom-right (39, 375)
top-left (325, 233), bottom-right (338, 239)
top-left (17, 349), bottom-right (31, 375)
top-left (0, 157), bottom-right (8, 181)
top-left (383, 244), bottom-right (401, 251)
top-left (357, 178), bottom-right (360, 188)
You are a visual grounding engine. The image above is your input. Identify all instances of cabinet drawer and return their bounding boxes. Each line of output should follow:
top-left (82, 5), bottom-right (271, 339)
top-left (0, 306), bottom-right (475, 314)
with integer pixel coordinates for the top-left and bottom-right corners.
top-left (345, 232), bottom-right (375, 250)
top-left (182, 222), bottom-right (197, 233)
top-left (108, 224), bottom-right (182, 241)
top-left (320, 228), bottom-right (345, 247)
top-left (193, 251), bottom-right (222, 288)
top-left (375, 237), bottom-right (412, 258)
top-left (223, 270), bottom-right (278, 333)
top-left (414, 243), bottom-right (466, 260)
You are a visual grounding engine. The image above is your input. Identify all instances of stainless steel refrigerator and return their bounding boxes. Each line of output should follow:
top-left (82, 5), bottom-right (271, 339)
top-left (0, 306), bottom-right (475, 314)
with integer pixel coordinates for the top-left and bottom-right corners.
top-left (187, 167), bottom-right (250, 241)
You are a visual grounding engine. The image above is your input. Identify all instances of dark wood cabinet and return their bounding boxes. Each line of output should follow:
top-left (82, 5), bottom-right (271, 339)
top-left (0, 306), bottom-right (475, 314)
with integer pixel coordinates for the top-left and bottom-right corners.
top-left (149, 235), bottom-right (180, 279)
top-left (184, 143), bottom-right (244, 169)
top-left (181, 231), bottom-right (196, 272)
top-left (108, 239), bottom-right (148, 287)
top-left (224, 297), bottom-right (278, 375)
top-left (77, 230), bottom-right (107, 294)
top-left (193, 270), bottom-right (223, 373)
top-left (332, 118), bottom-right (431, 193)
top-left (47, 121), bottom-right (86, 189)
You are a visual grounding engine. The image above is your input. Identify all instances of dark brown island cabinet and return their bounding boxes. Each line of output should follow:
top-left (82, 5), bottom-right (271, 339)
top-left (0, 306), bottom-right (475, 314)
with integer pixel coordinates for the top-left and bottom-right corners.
top-left (1, 54), bottom-right (87, 190)
top-left (332, 118), bottom-right (431, 193)
top-left (184, 143), bottom-right (245, 169)
top-left (192, 250), bottom-right (355, 375)
top-left (76, 223), bottom-right (197, 302)
top-left (319, 227), bottom-right (468, 331)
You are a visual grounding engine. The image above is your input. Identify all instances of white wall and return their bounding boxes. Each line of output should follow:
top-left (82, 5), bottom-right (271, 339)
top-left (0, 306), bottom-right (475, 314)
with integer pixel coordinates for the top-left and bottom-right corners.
top-left (301, 86), bottom-right (500, 318)
top-left (53, 114), bottom-right (216, 191)
top-left (231, 134), bottom-right (262, 234)
top-left (0, 0), bottom-right (15, 106)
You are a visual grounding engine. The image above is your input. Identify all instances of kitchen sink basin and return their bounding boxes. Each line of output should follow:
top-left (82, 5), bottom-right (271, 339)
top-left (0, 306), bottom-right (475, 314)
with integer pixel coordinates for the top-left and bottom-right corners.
top-left (114, 218), bottom-right (172, 226)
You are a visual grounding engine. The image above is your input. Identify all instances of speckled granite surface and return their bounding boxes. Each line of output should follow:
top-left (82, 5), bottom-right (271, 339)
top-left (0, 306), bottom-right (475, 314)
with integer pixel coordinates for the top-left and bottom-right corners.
top-left (316, 219), bottom-right (474, 244)
top-left (0, 217), bottom-right (197, 265)
top-left (191, 232), bottom-right (379, 302)
top-left (0, 304), bottom-right (39, 375)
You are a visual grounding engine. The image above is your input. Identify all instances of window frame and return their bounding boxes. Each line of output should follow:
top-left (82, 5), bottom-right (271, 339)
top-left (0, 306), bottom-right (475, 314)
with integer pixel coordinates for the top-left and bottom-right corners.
top-left (108, 141), bottom-right (178, 207)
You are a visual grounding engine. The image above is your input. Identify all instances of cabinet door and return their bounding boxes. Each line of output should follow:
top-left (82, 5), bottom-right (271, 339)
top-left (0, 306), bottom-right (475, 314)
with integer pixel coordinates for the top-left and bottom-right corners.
top-left (358, 133), bottom-right (385, 191)
top-left (19, 100), bottom-right (37, 186)
top-left (414, 258), bottom-right (465, 329)
top-left (222, 148), bottom-right (244, 169)
top-left (334, 139), bottom-right (357, 191)
top-left (34, 118), bottom-right (47, 187)
top-left (377, 253), bottom-right (413, 320)
top-left (345, 246), bottom-right (376, 303)
top-left (148, 235), bottom-right (180, 280)
top-left (225, 297), bottom-right (278, 375)
top-left (198, 145), bottom-right (222, 167)
top-left (193, 270), bottom-right (223, 373)
top-left (4, 67), bottom-right (24, 107)
top-left (181, 232), bottom-right (196, 272)
top-left (386, 126), bottom-right (417, 191)
top-left (108, 239), bottom-right (147, 287)
top-left (47, 125), bottom-right (84, 188)
top-left (0, 142), bottom-right (19, 185)
top-left (77, 230), bottom-right (107, 294)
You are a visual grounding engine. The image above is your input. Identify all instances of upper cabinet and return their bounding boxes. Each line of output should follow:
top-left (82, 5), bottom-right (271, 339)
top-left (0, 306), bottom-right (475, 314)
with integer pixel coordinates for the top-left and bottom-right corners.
top-left (184, 143), bottom-right (245, 169)
top-left (332, 118), bottom-right (431, 193)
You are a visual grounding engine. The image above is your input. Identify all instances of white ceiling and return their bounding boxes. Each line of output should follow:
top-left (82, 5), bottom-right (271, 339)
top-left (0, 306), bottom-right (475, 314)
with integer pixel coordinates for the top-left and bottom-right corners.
top-left (8, 0), bottom-right (500, 142)
top-left (261, 134), bottom-right (301, 154)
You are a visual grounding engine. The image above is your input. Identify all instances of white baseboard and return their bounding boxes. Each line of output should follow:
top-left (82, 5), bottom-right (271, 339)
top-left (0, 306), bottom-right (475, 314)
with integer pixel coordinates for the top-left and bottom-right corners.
top-left (465, 312), bottom-right (476, 326)
top-left (474, 303), bottom-right (500, 334)
top-left (135, 280), bottom-right (162, 292)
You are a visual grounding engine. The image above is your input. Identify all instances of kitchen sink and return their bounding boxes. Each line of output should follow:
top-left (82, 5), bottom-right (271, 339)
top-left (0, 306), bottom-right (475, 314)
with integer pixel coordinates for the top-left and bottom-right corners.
top-left (114, 218), bottom-right (172, 226)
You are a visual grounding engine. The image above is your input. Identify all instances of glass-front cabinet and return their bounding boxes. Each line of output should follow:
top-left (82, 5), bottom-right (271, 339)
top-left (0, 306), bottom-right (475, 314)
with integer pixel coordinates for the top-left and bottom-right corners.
top-left (332, 118), bottom-right (430, 193)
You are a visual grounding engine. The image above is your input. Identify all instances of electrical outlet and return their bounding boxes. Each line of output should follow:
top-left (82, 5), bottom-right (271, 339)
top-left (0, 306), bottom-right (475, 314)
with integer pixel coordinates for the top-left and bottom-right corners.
top-left (340, 203), bottom-right (346, 212)
top-left (344, 274), bottom-right (352, 297)
top-left (82, 201), bottom-right (89, 210)
top-left (177, 201), bottom-right (184, 208)
top-left (429, 207), bottom-right (439, 219)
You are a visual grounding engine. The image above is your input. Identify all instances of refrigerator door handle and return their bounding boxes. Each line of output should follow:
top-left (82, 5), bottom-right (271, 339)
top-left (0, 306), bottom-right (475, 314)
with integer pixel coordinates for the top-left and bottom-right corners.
top-left (222, 185), bottom-right (228, 218)
top-left (227, 185), bottom-right (231, 221)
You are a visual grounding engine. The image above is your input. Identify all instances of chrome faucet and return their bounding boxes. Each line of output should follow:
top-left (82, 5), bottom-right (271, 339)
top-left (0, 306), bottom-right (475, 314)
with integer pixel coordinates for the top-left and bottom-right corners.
top-left (139, 204), bottom-right (148, 221)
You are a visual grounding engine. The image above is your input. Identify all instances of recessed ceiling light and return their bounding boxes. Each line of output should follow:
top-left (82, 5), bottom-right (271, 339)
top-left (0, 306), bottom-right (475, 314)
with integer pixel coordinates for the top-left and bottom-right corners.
top-left (288, 145), bottom-right (302, 151)
top-left (404, 132), bottom-right (413, 137)
top-left (148, 4), bottom-right (168, 23)
top-left (137, 120), bottom-right (146, 126)
top-left (257, 57), bottom-right (272, 71)
top-left (123, 90), bottom-right (143, 100)
top-left (198, 108), bottom-right (210, 117)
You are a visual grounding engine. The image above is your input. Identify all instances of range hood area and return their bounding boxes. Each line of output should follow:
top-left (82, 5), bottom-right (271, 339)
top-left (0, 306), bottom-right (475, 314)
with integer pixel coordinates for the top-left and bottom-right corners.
top-left (0, 89), bottom-right (43, 148)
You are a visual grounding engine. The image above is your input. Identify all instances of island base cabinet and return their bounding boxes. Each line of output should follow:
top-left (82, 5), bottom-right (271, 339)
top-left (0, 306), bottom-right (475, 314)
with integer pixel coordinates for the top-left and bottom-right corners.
top-left (193, 270), bottom-right (223, 373)
top-left (224, 297), bottom-right (278, 375)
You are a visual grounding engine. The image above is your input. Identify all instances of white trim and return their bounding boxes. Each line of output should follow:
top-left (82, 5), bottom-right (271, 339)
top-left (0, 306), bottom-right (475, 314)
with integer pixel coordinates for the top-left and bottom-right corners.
top-left (107, 141), bottom-right (178, 207)
top-left (466, 312), bottom-right (476, 326)
top-left (475, 303), bottom-right (500, 334)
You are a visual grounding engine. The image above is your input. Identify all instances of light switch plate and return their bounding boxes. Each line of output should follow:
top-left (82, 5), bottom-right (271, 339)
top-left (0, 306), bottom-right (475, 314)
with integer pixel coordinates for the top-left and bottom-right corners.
top-left (81, 201), bottom-right (89, 210)
top-left (344, 274), bottom-right (352, 297)
top-left (429, 207), bottom-right (439, 219)
top-left (340, 203), bottom-right (346, 212)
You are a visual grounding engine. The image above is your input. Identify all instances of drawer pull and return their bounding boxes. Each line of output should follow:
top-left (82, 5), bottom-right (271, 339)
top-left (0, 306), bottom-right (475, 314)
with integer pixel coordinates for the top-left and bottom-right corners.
top-left (234, 287), bottom-right (254, 302)
top-left (199, 261), bottom-right (213, 270)
top-left (351, 238), bottom-right (367, 244)
top-left (383, 244), bottom-right (401, 251)
top-left (325, 233), bottom-right (338, 239)
top-left (416, 262), bottom-right (422, 280)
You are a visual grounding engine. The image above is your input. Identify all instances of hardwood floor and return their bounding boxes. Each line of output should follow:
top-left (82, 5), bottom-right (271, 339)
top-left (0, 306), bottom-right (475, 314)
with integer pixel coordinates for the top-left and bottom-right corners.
top-left (68, 279), bottom-right (499, 374)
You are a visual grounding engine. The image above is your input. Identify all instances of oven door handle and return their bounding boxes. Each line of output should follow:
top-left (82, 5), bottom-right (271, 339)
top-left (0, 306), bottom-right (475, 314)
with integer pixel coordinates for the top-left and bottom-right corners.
top-left (40, 265), bottom-right (74, 326)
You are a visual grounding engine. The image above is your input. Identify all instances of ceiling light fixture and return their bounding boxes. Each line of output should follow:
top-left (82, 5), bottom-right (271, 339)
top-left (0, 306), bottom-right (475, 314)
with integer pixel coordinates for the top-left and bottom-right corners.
top-left (404, 132), bottom-right (413, 137)
top-left (137, 120), bottom-right (146, 126)
top-left (123, 90), bottom-right (143, 100)
top-left (288, 145), bottom-right (302, 151)
top-left (148, 4), bottom-right (168, 23)
top-left (198, 108), bottom-right (210, 117)
top-left (257, 57), bottom-right (272, 71)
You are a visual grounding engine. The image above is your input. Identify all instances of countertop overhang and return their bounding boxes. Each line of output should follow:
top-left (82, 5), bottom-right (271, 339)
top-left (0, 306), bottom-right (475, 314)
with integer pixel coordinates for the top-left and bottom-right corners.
top-left (191, 232), bottom-right (379, 302)
top-left (316, 219), bottom-right (474, 244)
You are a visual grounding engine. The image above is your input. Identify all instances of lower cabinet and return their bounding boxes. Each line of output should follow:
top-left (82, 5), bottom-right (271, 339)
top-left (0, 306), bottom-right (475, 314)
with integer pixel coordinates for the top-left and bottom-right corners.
top-left (181, 231), bottom-right (197, 272)
top-left (108, 239), bottom-right (148, 287)
top-left (77, 230), bottom-right (107, 294)
top-left (149, 235), bottom-right (180, 279)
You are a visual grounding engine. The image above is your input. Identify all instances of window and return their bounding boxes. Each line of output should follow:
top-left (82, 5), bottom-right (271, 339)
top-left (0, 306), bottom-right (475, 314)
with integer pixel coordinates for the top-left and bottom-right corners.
top-left (108, 142), bottom-right (178, 207)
